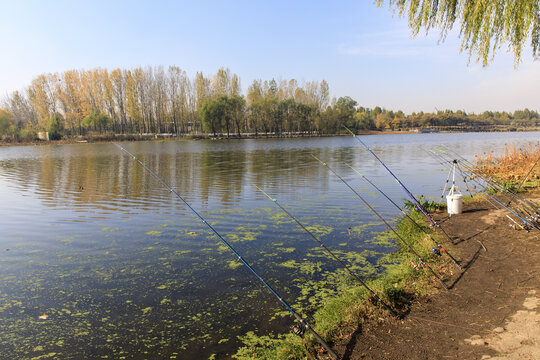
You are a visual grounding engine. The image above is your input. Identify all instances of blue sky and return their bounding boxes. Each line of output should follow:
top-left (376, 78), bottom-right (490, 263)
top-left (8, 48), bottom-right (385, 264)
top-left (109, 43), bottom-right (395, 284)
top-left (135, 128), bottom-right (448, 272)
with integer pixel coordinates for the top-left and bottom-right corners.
top-left (1, 0), bottom-right (538, 113)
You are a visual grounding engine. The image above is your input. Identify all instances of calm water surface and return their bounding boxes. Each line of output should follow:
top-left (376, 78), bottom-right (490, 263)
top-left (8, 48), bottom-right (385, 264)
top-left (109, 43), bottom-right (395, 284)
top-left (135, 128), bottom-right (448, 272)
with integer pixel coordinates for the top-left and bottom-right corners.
top-left (0, 132), bottom-right (538, 359)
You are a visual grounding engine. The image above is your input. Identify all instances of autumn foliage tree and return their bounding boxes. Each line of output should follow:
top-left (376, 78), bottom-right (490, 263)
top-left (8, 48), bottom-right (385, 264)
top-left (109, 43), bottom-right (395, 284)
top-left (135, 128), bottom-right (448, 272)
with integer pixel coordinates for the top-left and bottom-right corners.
top-left (1, 65), bottom-right (538, 142)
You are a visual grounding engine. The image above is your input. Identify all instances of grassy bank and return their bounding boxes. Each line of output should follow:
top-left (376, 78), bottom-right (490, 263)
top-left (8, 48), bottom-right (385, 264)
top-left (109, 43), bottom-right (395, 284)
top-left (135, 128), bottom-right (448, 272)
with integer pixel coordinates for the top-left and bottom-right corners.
top-left (231, 207), bottom-right (456, 359)
top-left (232, 145), bottom-right (540, 359)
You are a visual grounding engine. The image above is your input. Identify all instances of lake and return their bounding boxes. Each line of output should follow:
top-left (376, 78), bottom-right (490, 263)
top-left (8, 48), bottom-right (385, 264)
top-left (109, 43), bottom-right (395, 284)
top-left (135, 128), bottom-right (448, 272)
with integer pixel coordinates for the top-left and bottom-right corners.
top-left (0, 132), bottom-right (538, 359)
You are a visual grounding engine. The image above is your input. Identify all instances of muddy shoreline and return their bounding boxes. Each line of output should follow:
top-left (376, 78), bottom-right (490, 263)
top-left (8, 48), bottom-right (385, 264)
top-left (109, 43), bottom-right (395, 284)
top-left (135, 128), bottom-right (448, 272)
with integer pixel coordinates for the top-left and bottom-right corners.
top-left (335, 192), bottom-right (540, 360)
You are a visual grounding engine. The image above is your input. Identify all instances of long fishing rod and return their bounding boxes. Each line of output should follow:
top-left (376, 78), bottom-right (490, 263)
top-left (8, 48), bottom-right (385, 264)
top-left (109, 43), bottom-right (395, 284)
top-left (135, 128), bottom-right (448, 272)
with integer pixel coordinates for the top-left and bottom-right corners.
top-left (312, 154), bottom-right (449, 290)
top-left (423, 147), bottom-right (516, 217)
top-left (511, 154), bottom-right (540, 201)
top-left (453, 160), bottom-right (538, 232)
top-left (428, 148), bottom-right (539, 232)
top-left (432, 145), bottom-right (531, 217)
top-left (255, 185), bottom-right (400, 318)
top-left (440, 163), bottom-right (454, 200)
top-left (445, 149), bottom-right (538, 213)
top-left (435, 145), bottom-right (538, 214)
top-left (115, 143), bottom-right (339, 359)
top-left (431, 147), bottom-right (539, 225)
top-left (344, 127), bottom-right (433, 225)
top-left (438, 145), bottom-right (539, 213)
top-left (447, 153), bottom-right (540, 232)
top-left (344, 127), bottom-right (454, 243)
top-left (342, 162), bottom-right (462, 269)
top-left (420, 148), bottom-right (475, 201)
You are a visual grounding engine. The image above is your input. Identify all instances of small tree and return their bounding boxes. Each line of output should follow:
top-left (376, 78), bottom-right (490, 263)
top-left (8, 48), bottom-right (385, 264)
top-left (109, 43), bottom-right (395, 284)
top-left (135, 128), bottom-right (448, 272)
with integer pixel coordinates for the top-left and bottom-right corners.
top-left (0, 109), bottom-right (14, 137)
top-left (47, 114), bottom-right (64, 140)
top-left (200, 99), bottom-right (224, 135)
top-left (82, 111), bottom-right (113, 133)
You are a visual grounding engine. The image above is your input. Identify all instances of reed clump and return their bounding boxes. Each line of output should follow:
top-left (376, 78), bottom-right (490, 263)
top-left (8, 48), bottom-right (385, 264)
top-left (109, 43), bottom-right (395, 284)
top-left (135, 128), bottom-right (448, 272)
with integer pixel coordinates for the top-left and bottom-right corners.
top-left (475, 144), bottom-right (540, 190)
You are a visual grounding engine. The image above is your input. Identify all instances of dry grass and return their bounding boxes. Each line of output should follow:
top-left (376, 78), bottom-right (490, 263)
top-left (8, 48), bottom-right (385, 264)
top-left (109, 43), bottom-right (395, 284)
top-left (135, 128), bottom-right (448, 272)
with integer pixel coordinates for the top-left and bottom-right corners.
top-left (475, 144), bottom-right (540, 189)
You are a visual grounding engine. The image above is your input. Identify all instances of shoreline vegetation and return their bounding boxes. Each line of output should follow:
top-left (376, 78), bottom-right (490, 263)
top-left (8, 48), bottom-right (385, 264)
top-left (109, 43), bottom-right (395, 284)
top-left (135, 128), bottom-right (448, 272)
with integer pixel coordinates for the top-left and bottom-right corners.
top-left (230, 146), bottom-right (539, 359)
top-left (232, 201), bottom-right (454, 360)
top-left (1, 66), bottom-right (539, 145)
top-left (1, 127), bottom-right (540, 148)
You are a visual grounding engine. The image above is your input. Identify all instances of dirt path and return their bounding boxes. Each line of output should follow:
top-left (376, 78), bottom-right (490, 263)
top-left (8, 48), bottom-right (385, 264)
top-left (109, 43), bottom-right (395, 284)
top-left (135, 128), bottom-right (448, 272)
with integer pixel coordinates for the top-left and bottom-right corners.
top-left (336, 195), bottom-right (540, 360)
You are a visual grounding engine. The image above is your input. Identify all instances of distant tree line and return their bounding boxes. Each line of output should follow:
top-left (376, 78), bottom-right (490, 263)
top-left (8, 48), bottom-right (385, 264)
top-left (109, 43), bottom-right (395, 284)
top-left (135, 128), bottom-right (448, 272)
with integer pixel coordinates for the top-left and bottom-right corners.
top-left (0, 66), bottom-right (538, 142)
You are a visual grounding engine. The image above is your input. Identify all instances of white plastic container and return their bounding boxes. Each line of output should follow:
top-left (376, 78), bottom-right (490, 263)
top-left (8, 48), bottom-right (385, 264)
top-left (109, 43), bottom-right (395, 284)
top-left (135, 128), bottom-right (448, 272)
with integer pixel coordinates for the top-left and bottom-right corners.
top-left (446, 193), bottom-right (463, 215)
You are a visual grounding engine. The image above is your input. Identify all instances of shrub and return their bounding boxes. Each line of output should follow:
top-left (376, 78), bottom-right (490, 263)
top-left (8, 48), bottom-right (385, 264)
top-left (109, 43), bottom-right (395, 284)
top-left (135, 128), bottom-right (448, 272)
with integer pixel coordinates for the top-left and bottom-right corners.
top-left (82, 111), bottom-right (113, 133)
top-left (46, 114), bottom-right (64, 140)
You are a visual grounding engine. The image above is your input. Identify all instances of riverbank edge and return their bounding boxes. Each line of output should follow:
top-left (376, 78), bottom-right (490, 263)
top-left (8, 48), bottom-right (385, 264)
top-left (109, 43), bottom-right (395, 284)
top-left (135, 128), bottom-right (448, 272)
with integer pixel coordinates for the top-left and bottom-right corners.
top-left (1, 128), bottom-right (540, 148)
top-left (0, 131), bottom-right (409, 148)
top-left (231, 201), bottom-right (458, 360)
top-left (232, 179), bottom-right (540, 360)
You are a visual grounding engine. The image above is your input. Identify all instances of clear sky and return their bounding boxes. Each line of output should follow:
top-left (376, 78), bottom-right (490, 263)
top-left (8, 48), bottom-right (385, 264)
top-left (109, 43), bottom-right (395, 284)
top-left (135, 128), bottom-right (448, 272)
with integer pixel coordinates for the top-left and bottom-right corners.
top-left (1, 0), bottom-right (538, 114)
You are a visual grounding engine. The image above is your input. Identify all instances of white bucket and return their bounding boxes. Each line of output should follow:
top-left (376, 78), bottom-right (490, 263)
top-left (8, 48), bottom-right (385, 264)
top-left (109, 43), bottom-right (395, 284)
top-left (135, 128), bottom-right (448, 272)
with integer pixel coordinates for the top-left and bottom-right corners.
top-left (446, 194), bottom-right (463, 215)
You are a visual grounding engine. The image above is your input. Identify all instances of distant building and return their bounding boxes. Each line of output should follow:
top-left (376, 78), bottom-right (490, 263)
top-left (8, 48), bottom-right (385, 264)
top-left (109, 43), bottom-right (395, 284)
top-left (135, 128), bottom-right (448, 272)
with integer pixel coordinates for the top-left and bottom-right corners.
top-left (37, 132), bottom-right (49, 141)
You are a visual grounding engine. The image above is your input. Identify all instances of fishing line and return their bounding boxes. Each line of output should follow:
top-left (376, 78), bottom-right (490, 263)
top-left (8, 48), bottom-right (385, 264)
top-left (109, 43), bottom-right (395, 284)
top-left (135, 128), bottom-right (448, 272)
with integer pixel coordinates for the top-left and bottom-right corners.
top-left (511, 154), bottom-right (540, 201)
top-left (431, 147), bottom-right (539, 228)
top-left (438, 144), bottom-right (539, 214)
top-left (440, 163), bottom-right (454, 200)
top-left (454, 161), bottom-right (476, 200)
top-left (255, 185), bottom-right (400, 318)
top-left (343, 162), bottom-right (462, 269)
top-left (422, 147), bottom-right (487, 204)
top-left (115, 143), bottom-right (339, 359)
top-left (312, 154), bottom-right (449, 290)
top-left (344, 127), bottom-right (454, 243)
top-left (439, 149), bottom-right (539, 224)
top-left (452, 157), bottom-right (539, 232)
top-left (438, 147), bottom-right (536, 213)
top-left (429, 148), bottom-right (539, 232)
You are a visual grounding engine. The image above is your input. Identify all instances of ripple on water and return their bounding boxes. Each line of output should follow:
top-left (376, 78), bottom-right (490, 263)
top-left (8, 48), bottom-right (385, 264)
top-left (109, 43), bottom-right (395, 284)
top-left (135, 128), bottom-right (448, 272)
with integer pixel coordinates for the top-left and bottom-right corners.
top-left (0, 133), bottom-right (539, 359)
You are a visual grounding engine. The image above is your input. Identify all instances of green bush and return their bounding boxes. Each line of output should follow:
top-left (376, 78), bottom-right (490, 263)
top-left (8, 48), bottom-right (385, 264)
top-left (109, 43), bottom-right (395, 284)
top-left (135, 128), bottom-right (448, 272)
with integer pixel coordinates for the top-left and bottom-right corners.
top-left (82, 111), bottom-right (113, 133)
top-left (46, 114), bottom-right (64, 140)
top-left (0, 109), bottom-right (14, 138)
top-left (19, 128), bottom-right (37, 141)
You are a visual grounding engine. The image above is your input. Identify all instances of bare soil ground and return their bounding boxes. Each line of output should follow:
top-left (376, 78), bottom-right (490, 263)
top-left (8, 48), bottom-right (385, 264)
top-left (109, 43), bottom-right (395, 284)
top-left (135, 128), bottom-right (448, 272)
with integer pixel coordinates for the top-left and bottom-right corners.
top-left (336, 193), bottom-right (540, 360)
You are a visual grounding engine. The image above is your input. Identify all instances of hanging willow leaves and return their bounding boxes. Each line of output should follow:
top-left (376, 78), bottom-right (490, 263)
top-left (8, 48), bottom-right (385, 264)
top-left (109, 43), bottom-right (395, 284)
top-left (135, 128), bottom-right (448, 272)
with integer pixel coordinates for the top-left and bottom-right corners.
top-left (377, 0), bottom-right (540, 67)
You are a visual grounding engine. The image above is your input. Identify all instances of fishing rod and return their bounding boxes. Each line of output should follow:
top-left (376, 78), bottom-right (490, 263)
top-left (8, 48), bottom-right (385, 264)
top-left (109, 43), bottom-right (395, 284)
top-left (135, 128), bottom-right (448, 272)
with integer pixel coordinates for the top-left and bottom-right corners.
top-left (344, 127), bottom-right (454, 243)
top-left (422, 147), bottom-right (492, 206)
top-left (343, 162), bottom-right (462, 269)
top-left (312, 154), bottom-right (449, 290)
top-left (438, 145), bottom-right (539, 213)
top-left (449, 154), bottom-right (540, 232)
top-left (344, 126), bottom-right (433, 224)
top-left (511, 153), bottom-right (540, 200)
top-left (455, 164), bottom-right (539, 232)
top-left (430, 150), bottom-right (524, 218)
top-left (255, 185), bottom-right (400, 318)
top-left (115, 143), bottom-right (339, 359)
top-left (430, 148), bottom-right (525, 211)
top-left (421, 148), bottom-right (475, 201)
top-left (434, 146), bottom-right (526, 207)
top-left (431, 147), bottom-right (540, 225)
top-left (440, 163), bottom-right (454, 200)
top-left (447, 150), bottom-right (539, 214)
top-left (428, 148), bottom-right (539, 232)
